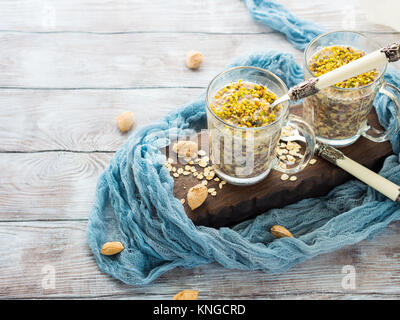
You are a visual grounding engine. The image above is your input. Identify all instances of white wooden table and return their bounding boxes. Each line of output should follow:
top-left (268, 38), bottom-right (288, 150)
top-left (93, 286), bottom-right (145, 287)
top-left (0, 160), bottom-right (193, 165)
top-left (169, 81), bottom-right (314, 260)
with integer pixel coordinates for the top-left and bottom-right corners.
top-left (1, 0), bottom-right (400, 299)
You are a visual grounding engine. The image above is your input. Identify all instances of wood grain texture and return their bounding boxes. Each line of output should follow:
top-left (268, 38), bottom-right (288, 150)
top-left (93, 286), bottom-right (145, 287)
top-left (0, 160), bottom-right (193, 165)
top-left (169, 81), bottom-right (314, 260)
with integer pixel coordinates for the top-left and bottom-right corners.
top-left (0, 32), bottom-right (298, 88)
top-left (0, 32), bottom-right (398, 89)
top-left (0, 0), bottom-right (396, 33)
top-left (0, 88), bottom-right (202, 152)
top-left (171, 110), bottom-right (393, 227)
top-left (0, 0), bottom-right (400, 299)
top-left (0, 220), bottom-right (399, 299)
top-left (0, 152), bottom-right (112, 221)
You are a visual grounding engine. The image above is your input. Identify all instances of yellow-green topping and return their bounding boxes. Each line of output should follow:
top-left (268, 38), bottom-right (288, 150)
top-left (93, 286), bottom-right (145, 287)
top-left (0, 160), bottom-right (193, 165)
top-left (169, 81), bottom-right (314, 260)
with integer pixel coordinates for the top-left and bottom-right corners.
top-left (309, 45), bottom-right (378, 88)
top-left (210, 80), bottom-right (281, 128)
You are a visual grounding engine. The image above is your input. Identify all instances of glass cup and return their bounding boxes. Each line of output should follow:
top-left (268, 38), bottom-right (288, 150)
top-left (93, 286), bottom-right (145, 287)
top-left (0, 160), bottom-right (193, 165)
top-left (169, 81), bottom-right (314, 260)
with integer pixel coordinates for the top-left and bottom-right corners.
top-left (205, 66), bottom-right (316, 185)
top-left (303, 30), bottom-right (400, 147)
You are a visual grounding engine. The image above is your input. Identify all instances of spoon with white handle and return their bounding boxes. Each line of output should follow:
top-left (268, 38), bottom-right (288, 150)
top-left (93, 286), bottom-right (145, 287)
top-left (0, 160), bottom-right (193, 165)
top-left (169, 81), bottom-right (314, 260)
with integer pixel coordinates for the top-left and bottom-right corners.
top-left (271, 42), bottom-right (400, 109)
top-left (281, 127), bottom-right (400, 203)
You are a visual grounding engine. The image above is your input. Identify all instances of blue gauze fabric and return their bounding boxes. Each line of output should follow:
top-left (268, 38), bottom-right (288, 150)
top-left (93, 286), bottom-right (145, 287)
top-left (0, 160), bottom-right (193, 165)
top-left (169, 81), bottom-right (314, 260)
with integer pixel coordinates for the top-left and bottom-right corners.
top-left (87, 0), bottom-right (400, 285)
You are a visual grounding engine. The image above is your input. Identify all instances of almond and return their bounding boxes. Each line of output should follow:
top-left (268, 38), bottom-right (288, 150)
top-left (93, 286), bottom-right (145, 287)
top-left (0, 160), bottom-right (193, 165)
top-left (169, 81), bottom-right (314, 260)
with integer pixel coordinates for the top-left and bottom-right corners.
top-left (187, 184), bottom-right (208, 210)
top-left (270, 225), bottom-right (294, 238)
top-left (173, 289), bottom-right (199, 300)
top-left (100, 241), bottom-right (124, 255)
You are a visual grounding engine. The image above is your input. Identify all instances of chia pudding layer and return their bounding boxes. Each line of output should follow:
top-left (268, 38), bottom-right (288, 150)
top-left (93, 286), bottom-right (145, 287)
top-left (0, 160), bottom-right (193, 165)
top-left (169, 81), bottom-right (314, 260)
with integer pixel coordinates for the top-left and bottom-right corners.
top-left (303, 45), bottom-right (380, 142)
top-left (208, 80), bottom-right (282, 179)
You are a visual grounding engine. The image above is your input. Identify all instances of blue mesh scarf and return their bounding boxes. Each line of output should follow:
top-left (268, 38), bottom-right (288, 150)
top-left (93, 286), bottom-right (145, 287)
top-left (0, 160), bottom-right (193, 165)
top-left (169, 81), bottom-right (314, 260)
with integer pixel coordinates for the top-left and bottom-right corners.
top-left (87, 0), bottom-right (400, 284)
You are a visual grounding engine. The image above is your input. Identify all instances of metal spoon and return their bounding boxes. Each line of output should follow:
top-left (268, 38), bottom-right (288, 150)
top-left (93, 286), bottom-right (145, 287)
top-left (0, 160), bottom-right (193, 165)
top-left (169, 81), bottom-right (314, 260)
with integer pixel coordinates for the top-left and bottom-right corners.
top-left (280, 126), bottom-right (400, 203)
top-left (270, 42), bottom-right (400, 110)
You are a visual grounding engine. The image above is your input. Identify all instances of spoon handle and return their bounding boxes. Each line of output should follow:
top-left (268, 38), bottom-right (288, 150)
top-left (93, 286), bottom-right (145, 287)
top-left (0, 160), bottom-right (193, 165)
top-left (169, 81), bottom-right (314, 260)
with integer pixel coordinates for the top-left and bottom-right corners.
top-left (317, 143), bottom-right (400, 202)
top-left (288, 42), bottom-right (400, 101)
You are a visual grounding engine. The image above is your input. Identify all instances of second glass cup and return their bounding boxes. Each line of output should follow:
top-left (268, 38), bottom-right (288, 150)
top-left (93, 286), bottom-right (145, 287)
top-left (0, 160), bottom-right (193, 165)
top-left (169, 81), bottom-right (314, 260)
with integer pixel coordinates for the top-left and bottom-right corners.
top-left (206, 66), bottom-right (316, 185)
top-left (303, 31), bottom-right (400, 147)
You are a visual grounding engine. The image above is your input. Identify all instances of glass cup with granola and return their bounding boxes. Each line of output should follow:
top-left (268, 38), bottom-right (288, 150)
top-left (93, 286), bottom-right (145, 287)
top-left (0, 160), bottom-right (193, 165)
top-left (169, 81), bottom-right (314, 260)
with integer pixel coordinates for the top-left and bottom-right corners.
top-left (205, 66), bottom-right (316, 185)
top-left (303, 31), bottom-right (400, 147)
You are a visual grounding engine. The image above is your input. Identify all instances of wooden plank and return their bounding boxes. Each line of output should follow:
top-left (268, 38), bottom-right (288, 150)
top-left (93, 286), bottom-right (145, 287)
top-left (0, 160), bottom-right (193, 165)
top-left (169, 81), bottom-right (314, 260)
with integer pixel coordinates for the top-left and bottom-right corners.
top-left (0, 32), bottom-right (398, 89)
top-left (0, 0), bottom-right (396, 33)
top-left (0, 88), bottom-right (202, 152)
top-left (0, 0), bottom-right (398, 300)
top-left (0, 152), bottom-right (113, 221)
top-left (0, 220), bottom-right (399, 298)
top-left (170, 108), bottom-right (393, 227)
top-left (0, 32), bottom-right (298, 88)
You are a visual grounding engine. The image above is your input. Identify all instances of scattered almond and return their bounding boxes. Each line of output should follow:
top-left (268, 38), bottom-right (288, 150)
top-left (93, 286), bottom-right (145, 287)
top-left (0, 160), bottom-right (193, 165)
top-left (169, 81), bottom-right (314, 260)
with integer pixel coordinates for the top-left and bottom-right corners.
top-left (289, 175), bottom-right (298, 181)
top-left (173, 289), bottom-right (199, 300)
top-left (100, 241), bottom-right (124, 255)
top-left (187, 184), bottom-right (208, 210)
top-left (270, 225), bottom-right (294, 238)
top-left (116, 111), bottom-right (134, 132)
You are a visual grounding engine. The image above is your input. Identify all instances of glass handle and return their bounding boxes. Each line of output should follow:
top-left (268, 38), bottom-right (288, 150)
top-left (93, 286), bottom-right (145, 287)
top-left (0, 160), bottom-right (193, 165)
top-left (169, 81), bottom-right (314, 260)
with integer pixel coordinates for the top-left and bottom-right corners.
top-left (274, 114), bottom-right (316, 174)
top-left (362, 81), bottom-right (400, 142)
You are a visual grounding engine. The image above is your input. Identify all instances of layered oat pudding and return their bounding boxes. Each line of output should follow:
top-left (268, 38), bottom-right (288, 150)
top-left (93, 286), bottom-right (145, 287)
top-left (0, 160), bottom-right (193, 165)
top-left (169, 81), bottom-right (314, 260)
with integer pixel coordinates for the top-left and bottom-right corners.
top-left (303, 45), bottom-right (379, 142)
top-left (208, 80), bottom-right (282, 179)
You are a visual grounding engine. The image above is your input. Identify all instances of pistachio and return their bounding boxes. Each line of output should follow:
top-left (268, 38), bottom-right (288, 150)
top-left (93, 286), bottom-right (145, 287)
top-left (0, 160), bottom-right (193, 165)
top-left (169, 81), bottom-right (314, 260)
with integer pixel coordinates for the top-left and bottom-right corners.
top-left (186, 51), bottom-right (203, 70)
top-left (116, 111), bottom-right (134, 132)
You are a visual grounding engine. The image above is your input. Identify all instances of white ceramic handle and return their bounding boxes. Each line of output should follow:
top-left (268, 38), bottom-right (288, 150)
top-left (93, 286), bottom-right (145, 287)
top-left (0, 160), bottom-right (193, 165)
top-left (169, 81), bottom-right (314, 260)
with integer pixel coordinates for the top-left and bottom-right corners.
top-left (287, 43), bottom-right (400, 102)
top-left (337, 156), bottom-right (400, 201)
top-left (317, 144), bottom-right (400, 202)
top-left (315, 50), bottom-right (387, 90)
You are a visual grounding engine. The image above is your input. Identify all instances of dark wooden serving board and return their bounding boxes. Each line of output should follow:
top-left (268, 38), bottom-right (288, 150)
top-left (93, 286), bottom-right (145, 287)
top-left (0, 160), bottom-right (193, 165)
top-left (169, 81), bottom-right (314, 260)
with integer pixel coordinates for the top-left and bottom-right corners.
top-left (166, 105), bottom-right (393, 228)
